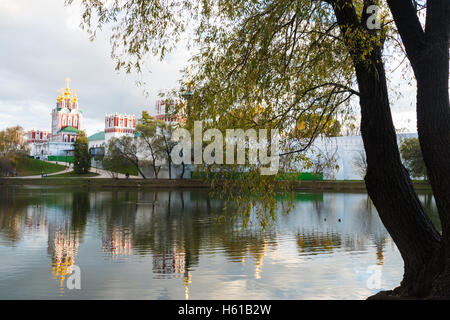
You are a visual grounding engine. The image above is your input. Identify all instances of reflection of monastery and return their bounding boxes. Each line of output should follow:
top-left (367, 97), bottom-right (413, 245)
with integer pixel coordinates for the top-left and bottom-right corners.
top-left (152, 247), bottom-right (192, 299)
top-left (48, 226), bottom-right (79, 293)
top-left (153, 249), bottom-right (186, 275)
top-left (0, 189), bottom-right (410, 298)
top-left (102, 226), bottom-right (133, 256)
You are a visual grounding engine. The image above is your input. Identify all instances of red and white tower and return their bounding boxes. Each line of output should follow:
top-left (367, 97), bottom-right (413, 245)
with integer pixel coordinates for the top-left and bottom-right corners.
top-left (104, 113), bottom-right (136, 143)
top-left (50, 78), bottom-right (83, 143)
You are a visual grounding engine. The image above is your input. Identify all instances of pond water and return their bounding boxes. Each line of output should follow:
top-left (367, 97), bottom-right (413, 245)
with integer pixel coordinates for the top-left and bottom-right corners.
top-left (0, 186), bottom-right (438, 300)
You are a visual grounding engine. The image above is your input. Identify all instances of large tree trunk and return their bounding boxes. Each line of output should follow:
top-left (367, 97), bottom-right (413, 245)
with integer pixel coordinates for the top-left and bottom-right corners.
top-left (331, 0), bottom-right (442, 298)
top-left (387, 0), bottom-right (450, 298)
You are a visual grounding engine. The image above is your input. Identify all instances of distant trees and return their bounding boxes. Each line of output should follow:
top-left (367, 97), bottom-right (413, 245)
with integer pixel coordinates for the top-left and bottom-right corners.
top-left (0, 126), bottom-right (28, 177)
top-left (308, 140), bottom-right (339, 180)
top-left (104, 136), bottom-right (146, 178)
top-left (135, 111), bottom-right (180, 179)
top-left (0, 126), bottom-right (28, 157)
top-left (103, 113), bottom-right (181, 179)
top-left (159, 122), bottom-right (178, 179)
top-left (73, 131), bottom-right (91, 174)
top-left (400, 138), bottom-right (427, 180)
top-left (102, 140), bottom-right (125, 178)
top-left (0, 157), bottom-right (15, 177)
top-left (352, 149), bottom-right (367, 179)
top-left (136, 112), bottom-right (165, 179)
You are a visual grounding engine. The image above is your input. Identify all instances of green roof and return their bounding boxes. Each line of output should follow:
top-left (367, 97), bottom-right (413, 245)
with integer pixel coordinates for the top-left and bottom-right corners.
top-left (88, 131), bottom-right (105, 141)
top-left (58, 126), bottom-right (79, 134)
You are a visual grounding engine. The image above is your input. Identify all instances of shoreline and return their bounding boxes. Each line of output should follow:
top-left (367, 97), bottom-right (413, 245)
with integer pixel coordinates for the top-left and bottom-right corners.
top-left (0, 178), bottom-right (432, 193)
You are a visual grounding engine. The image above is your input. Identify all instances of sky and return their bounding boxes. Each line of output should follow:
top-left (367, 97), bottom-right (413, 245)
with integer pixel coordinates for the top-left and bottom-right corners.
top-left (0, 0), bottom-right (190, 136)
top-left (0, 0), bottom-right (417, 136)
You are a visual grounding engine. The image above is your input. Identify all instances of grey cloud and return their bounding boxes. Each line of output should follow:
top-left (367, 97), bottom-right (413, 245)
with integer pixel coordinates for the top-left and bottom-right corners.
top-left (0, 0), bottom-right (189, 135)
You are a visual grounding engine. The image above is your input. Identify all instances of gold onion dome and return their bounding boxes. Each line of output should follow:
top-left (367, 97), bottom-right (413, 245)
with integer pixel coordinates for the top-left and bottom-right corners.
top-left (64, 77), bottom-right (72, 96)
top-left (57, 89), bottom-right (63, 103)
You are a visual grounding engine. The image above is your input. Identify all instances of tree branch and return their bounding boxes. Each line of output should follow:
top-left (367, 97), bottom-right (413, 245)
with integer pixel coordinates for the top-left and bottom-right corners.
top-left (386, 0), bottom-right (426, 70)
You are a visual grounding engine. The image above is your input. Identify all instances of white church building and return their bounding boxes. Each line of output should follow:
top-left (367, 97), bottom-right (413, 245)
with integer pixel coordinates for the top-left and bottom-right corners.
top-left (28, 78), bottom-right (83, 161)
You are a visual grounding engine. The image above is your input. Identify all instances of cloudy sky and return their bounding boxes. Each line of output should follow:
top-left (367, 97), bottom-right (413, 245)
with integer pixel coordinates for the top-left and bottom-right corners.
top-left (0, 0), bottom-right (190, 136)
top-left (0, 0), bottom-right (417, 136)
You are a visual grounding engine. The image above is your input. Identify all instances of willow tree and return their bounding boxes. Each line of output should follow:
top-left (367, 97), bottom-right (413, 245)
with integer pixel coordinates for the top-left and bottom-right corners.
top-left (68, 0), bottom-right (449, 298)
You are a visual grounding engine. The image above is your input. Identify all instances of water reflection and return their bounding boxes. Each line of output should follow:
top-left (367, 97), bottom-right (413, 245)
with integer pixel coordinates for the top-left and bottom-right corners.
top-left (0, 187), bottom-right (439, 299)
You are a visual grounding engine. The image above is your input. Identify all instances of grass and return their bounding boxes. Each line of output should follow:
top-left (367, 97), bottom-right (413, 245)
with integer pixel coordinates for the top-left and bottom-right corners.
top-left (108, 164), bottom-right (139, 176)
top-left (14, 157), bottom-right (66, 176)
top-left (50, 171), bottom-right (99, 178)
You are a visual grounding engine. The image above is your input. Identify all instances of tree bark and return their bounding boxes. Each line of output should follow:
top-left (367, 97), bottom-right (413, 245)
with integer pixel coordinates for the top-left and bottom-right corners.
top-left (180, 162), bottom-right (185, 180)
top-left (331, 0), bottom-right (441, 298)
top-left (387, 0), bottom-right (450, 298)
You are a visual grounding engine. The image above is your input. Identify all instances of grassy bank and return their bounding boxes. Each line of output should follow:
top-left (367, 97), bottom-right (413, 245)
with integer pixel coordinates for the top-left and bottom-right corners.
top-left (14, 157), bottom-right (66, 176)
top-left (0, 178), bottom-right (433, 192)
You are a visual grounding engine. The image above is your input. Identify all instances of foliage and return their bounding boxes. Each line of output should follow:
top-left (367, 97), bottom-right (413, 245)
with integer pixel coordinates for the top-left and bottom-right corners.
top-left (159, 121), bottom-right (178, 179)
top-left (136, 111), bottom-right (165, 178)
top-left (0, 126), bottom-right (28, 157)
top-left (103, 140), bottom-right (126, 178)
top-left (104, 136), bottom-right (146, 178)
top-left (73, 131), bottom-right (91, 174)
top-left (400, 137), bottom-right (427, 179)
top-left (0, 157), bottom-right (15, 177)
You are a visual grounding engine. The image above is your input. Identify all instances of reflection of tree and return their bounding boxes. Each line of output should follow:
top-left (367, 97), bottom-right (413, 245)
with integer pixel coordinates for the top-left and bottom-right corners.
top-left (2, 187), bottom-right (444, 298)
top-left (375, 238), bottom-right (386, 266)
top-left (94, 190), bottom-right (138, 258)
top-left (419, 193), bottom-right (441, 231)
top-left (0, 188), bottom-right (49, 243)
top-left (292, 194), bottom-right (393, 257)
top-left (296, 231), bottom-right (342, 254)
top-left (71, 191), bottom-right (89, 239)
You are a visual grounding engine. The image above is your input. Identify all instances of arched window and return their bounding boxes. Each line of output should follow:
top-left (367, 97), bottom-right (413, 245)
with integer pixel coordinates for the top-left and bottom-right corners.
top-left (62, 116), bottom-right (66, 126)
top-left (73, 117), bottom-right (77, 127)
top-left (64, 135), bottom-right (68, 142)
top-left (68, 117), bottom-right (72, 126)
